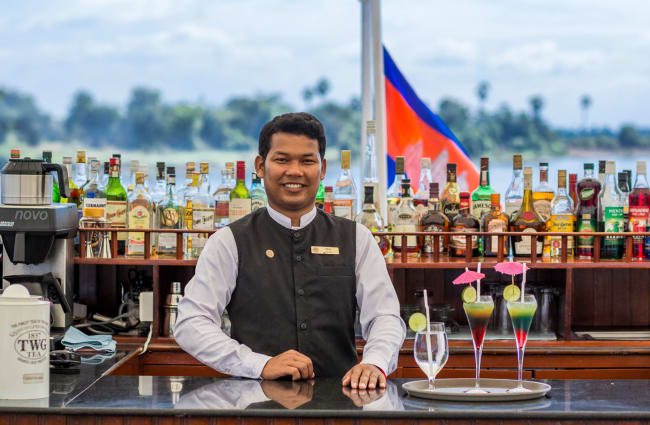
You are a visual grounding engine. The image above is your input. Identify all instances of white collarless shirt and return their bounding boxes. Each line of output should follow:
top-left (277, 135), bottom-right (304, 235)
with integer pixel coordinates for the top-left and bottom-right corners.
top-left (174, 206), bottom-right (405, 378)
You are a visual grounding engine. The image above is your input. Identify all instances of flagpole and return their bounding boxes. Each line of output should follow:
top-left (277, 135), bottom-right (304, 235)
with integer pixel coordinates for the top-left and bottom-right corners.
top-left (360, 0), bottom-right (372, 196)
top-left (371, 0), bottom-right (388, 224)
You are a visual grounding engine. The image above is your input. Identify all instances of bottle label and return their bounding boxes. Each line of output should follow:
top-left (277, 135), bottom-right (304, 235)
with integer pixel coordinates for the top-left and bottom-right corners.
top-left (191, 207), bottom-right (214, 249)
top-left (106, 200), bottom-right (127, 241)
top-left (487, 219), bottom-right (507, 254)
top-left (160, 207), bottom-right (180, 228)
top-left (450, 225), bottom-right (478, 249)
top-left (471, 199), bottom-right (491, 220)
top-left (422, 224), bottom-right (444, 253)
top-left (158, 233), bottom-right (177, 253)
top-left (83, 197), bottom-right (107, 216)
top-left (547, 214), bottom-right (575, 252)
top-left (603, 207), bottom-right (624, 232)
top-left (414, 199), bottom-right (428, 216)
top-left (333, 199), bottom-right (354, 219)
top-left (505, 201), bottom-right (521, 218)
top-left (215, 200), bottom-right (230, 220)
top-left (127, 205), bottom-right (150, 255)
top-left (251, 197), bottom-right (266, 211)
top-left (393, 224), bottom-right (417, 248)
top-left (229, 198), bottom-right (252, 222)
top-left (442, 202), bottom-right (459, 219)
top-left (580, 188), bottom-right (595, 201)
top-left (577, 216), bottom-right (596, 249)
top-left (629, 206), bottom-right (649, 232)
top-left (387, 201), bottom-right (399, 227)
top-left (515, 228), bottom-right (543, 255)
top-left (533, 199), bottom-right (551, 222)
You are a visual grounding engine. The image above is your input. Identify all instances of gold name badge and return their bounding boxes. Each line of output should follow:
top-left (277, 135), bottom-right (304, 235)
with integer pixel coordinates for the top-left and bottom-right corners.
top-left (311, 246), bottom-right (340, 255)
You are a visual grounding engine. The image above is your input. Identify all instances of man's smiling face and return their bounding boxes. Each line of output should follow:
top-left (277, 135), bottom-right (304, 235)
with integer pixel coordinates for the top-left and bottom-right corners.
top-left (255, 132), bottom-right (326, 217)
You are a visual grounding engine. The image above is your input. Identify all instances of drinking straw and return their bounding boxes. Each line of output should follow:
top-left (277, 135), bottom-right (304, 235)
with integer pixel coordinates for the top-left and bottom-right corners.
top-left (520, 263), bottom-right (527, 302)
top-left (423, 289), bottom-right (434, 384)
top-left (476, 262), bottom-right (482, 297)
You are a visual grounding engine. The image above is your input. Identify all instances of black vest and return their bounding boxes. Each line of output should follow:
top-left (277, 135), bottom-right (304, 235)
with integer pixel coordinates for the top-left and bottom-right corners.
top-left (228, 208), bottom-right (358, 377)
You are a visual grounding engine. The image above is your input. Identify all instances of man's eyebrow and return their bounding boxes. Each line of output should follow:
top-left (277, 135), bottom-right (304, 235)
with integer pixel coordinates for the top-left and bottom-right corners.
top-left (271, 151), bottom-right (318, 158)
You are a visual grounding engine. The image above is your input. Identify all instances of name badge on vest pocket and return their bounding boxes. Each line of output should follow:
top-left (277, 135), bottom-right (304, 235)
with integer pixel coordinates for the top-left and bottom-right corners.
top-left (311, 246), bottom-right (339, 255)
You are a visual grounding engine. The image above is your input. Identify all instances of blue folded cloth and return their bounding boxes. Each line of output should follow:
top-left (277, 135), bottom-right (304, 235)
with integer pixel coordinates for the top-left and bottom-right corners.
top-left (62, 326), bottom-right (116, 354)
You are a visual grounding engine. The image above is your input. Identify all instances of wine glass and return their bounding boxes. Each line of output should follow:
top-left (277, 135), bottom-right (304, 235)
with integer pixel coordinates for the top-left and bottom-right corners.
top-left (507, 294), bottom-right (538, 392)
top-left (463, 295), bottom-right (495, 394)
top-left (413, 322), bottom-right (449, 390)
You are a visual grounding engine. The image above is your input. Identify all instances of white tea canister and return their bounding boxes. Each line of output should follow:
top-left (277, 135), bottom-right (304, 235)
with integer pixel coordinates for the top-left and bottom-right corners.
top-left (0, 284), bottom-right (50, 399)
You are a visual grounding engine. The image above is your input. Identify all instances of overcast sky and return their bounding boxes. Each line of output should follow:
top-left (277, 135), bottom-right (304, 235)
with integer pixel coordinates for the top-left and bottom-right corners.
top-left (2, 0), bottom-right (649, 128)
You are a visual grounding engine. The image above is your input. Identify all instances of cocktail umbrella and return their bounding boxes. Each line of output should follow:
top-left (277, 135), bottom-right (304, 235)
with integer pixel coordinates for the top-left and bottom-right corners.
top-left (452, 267), bottom-right (486, 285)
top-left (494, 261), bottom-right (525, 286)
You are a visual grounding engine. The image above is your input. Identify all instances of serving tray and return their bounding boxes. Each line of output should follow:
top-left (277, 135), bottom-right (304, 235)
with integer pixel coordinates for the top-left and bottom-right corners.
top-left (402, 378), bottom-right (551, 402)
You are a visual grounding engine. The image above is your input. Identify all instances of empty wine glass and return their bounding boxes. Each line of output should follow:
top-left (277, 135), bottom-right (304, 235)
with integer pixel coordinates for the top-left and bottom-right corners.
top-left (413, 322), bottom-right (449, 390)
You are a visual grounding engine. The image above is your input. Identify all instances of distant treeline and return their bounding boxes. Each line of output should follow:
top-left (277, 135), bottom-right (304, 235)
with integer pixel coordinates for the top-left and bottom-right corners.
top-left (1, 79), bottom-right (648, 159)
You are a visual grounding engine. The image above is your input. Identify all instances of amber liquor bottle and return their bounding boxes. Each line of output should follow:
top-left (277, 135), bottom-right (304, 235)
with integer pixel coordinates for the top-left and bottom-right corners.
top-left (441, 163), bottom-right (460, 221)
top-left (450, 192), bottom-right (479, 257)
top-left (510, 167), bottom-right (545, 256)
top-left (481, 193), bottom-right (509, 257)
top-left (418, 182), bottom-right (449, 256)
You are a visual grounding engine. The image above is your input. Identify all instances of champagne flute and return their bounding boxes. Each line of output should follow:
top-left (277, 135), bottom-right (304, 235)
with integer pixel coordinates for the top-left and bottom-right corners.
top-left (507, 294), bottom-right (537, 392)
top-left (413, 322), bottom-right (448, 390)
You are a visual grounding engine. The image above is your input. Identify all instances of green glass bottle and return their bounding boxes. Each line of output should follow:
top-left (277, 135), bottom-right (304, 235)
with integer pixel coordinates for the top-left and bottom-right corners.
top-left (42, 150), bottom-right (60, 203)
top-left (315, 181), bottom-right (325, 209)
top-left (229, 161), bottom-right (251, 223)
top-left (106, 157), bottom-right (128, 254)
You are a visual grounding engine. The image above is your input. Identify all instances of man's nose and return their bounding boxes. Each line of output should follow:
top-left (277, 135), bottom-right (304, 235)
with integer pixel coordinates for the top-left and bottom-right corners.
top-left (285, 161), bottom-right (304, 176)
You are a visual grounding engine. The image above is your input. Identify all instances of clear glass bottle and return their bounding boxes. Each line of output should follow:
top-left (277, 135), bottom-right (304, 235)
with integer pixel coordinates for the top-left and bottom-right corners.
top-left (73, 150), bottom-right (89, 199)
top-left (187, 164), bottom-right (215, 258)
top-left (481, 193), bottom-right (509, 257)
top-left (629, 160), bottom-right (649, 260)
top-left (178, 161), bottom-right (196, 200)
top-left (157, 169), bottom-right (183, 257)
top-left (505, 154), bottom-right (524, 218)
top-left (510, 167), bottom-right (545, 257)
top-left (250, 172), bottom-right (267, 211)
top-left (356, 184), bottom-right (390, 257)
top-left (450, 192), bottom-right (479, 257)
top-left (82, 160), bottom-right (106, 208)
top-left (598, 161), bottom-right (624, 259)
top-left (229, 161), bottom-right (251, 223)
top-left (387, 156), bottom-right (409, 231)
top-left (618, 171), bottom-right (631, 223)
top-left (214, 164), bottom-right (235, 228)
top-left (127, 172), bottom-right (153, 257)
top-left (533, 162), bottom-right (554, 222)
top-left (61, 156), bottom-right (81, 207)
top-left (362, 120), bottom-right (380, 214)
top-left (598, 160), bottom-right (606, 185)
top-left (441, 163), bottom-right (460, 221)
top-left (471, 157), bottom-right (495, 221)
top-left (418, 182), bottom-right (449, 256)
top-left (99, 161), bottom-right (110, 192)
top-left (392, 179), bottom-right (418, 256)
top-left (413, 157), bottom-right (432, 216)
top-left (545, 170), bottom-right (575, 259)
top-left (105, 157), bottom-right (128, 254)
top-left (126, 159), bottom-right (139, 195)
top-left (150, 162), bottom-right (167, 205)
top-left (334, 150), bottom-right (358, 219)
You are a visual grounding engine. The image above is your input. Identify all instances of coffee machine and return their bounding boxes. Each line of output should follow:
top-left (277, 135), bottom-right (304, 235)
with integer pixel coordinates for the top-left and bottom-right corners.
top-left (0, 157), bottom-right (77, 329)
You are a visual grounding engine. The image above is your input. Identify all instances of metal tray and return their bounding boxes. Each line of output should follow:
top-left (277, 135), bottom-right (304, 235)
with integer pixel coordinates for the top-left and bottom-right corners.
top-left (402, 378), bottom-right (551, 402)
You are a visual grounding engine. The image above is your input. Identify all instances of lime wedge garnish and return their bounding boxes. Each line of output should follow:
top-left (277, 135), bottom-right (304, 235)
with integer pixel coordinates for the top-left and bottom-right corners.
top-left (408, 312), bottom-right (427, 332)
top-left (503, 284), bottom-right (521, 302)
top-left (461, 285), bottom-right (477, 303)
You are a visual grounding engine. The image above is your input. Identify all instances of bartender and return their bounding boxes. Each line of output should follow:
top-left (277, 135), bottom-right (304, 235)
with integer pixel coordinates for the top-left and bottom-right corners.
top-left (175, 112), bottom-right (405, 390)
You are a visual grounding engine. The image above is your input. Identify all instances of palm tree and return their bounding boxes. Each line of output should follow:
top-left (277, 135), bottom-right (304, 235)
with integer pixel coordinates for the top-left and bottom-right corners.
top-left (580, 94), bottom-right (592, 131)
top-left (476, 81), bottom-right (490, 111)
top-left (529, 95), bottom-right (544, 121)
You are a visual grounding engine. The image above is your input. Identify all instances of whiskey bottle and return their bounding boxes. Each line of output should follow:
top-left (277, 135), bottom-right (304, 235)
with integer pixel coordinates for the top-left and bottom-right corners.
top-left (250, 172), bottom-right (267, 211)
top-left (471, 157), bottom-right (495, 221)
top-left (157, 170), bottom-right (182, 256)
top-left (414, 157), bottom-right (432, 215)
top-left (229, 161), bottom-right (251, 223)
top-left (510, 167), bottom-right (545, 256)
top-left (392, 179), bottom-right (418, 256)
top-left (356, 184), bottom-right (389, 256)
top-left (127, 172), bottom-right (153, 257)
top-left (629, 160), bottom-right (649, 260)
top-left (545, 170), bottom-right (575, 259)
top-left (576, 163), bottom-right (601, 259)
top-left (481, 193), bottom-right (509, 257)
top-left (598, 161), bottom-right (624, 259)
top-left (533, 162), bottom-right (554, 222)
top-left (334, 150), bottom-right (358, 219)
top-left (441, 163), bottom-right (460, 221)
top-left (450, 192), bottom-right (479, 257)
top-left (387, 156), bottom-right (410, 230)
top-left (419, 182), bottom-right (449, 256)
top-left (505, 154), bottom-right (524, 218)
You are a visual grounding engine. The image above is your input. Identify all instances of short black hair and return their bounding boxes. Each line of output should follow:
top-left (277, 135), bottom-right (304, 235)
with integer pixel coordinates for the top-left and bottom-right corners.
top-left (258, 112), bottom-right (326, 160)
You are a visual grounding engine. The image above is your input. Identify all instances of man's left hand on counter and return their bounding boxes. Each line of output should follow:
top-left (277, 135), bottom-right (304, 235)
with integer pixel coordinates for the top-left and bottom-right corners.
top-left (341, 364), bottom-right (386, 390)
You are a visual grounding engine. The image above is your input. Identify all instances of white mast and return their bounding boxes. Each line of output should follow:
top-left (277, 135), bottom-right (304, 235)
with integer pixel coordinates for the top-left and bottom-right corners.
top-left (360, 0), bottom-right (373, 190)
top-left (371, 0), bottom-right (388, 224)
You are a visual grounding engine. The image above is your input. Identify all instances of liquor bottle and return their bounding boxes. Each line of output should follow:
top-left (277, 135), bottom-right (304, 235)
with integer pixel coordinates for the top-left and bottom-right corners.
top-left (106, 157), bottom-right (128, 254)
top-left (419, 182), bottom-right (449, 256)
top-left (575, 163), bottom-right (601, 259)
top-left (356, 185), bottom-right (390, 256)
top-left (10, 148), bottom-right (20, 159)
top-left (127, 159), bottom-right (139, 194)
top-left (157, 169), bottom-right (182, 256)
top-left (250, 172), bottom-right (267, 211)
top-left (187, 164), bottom-right (215, 258)
top-left (127, 172), bottom-right (153, 257)
top-left (598, 160), bottom-right (606, 184)
top-left (387, 156), bottom-right (409, 231)
top-left (414, 157), bottom-right (432, 215)
top-left (73, 151), bottom-right (89, 198)
top-left (315, 181), bottom-right (325, 209)
top-left (229, 161), bottom-right (251, 223)
top-left (61, 156), bottom-right (81, 207)
top-left (618, 171), bottom-right (631, 222)
top-left (183, 173), bottom-right (199, 256)
top-left (150, 162), bottom-right (167, 205)
top-left (324, 186), bottom-right (334, 214)
top-left (334, 150), bottom-right (358, 219)
top-left (481, 193), bottom-right (509, 257)
top-left (139, 164), bottom-right (151, 192)
top-left (533, 162), bottom-right (554, 222)
top-left (510, 167), bottom-right (545, 257)
top-left (598, 161), bottom-right (624, 259)
top-left (545, 170), bottom-right (575, 259)
top-left (441, 163), bottom-right (460, 221)
top-left (178, 162), bottom-right (196, 200)
top-left (450, 192), bottom-right (479, 257)
top-left (569, 173), bottom-right (578, 211)
top-left (213, 164), bottom-right (234, 228)
top-left (629, 160), bottom-right (649, 260)
top-left (471, 157), bottom-right (495, 221)
top-left (362, 120), bottom-right (380, 214)
top-left (392, 179), bottom-right (418, 256)
top-left (82, 160), bottom-right (106, 209)
top-left (99, 161), bottom-right (110, 192)
top-left (42, 150), bottom-right (60, 203)
top-left (505, 154), bottom-right (524, 218)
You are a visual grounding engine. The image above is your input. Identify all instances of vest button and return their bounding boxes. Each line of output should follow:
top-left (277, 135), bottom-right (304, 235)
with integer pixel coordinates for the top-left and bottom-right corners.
top-left (293, 232), bottom-right (302, 240)
top-left (300, 322), bottom-right (308, 330)
top-left (297, 288), bottom-right (305, 296)
top-left (295, 255), bottom-right (302, 262)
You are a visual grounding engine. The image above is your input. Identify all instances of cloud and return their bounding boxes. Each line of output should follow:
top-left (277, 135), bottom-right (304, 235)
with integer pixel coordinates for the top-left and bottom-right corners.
top-left (490, 40), bottom-right (605, 74)
top-left (414, 38), bottom-right (478, 66)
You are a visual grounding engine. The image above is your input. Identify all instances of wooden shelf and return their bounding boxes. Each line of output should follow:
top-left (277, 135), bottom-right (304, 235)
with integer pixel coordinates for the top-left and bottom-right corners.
top-left (385, 256), bottom-right (650, 269)
top-left (74, 257), bottom-right (197, 266)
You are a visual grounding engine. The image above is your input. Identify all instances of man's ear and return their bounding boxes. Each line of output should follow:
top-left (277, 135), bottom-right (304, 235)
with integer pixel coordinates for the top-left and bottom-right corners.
top-left (320, 158), bottom-right (327, 181)
top-left (254, 155), bottom-right (265, 178)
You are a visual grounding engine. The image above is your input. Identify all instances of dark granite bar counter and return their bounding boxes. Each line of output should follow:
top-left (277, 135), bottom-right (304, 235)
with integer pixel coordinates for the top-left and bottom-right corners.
top-left (1, 353), bottom-right (650, 423)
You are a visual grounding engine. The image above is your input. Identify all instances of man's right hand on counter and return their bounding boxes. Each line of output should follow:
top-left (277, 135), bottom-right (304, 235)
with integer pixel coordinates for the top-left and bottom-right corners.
top-left (261, 349), bottom-right (315, 380)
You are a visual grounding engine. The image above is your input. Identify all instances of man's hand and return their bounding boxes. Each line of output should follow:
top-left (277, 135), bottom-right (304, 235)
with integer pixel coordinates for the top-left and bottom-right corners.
top-left (261, 349), bottom-right (315, 380)
top-left (342, 386), bottom-right (385, 407)
top-left (261, 380), bottom-right (314, 409)
top-left (342, 363), bottom-right (386, 390)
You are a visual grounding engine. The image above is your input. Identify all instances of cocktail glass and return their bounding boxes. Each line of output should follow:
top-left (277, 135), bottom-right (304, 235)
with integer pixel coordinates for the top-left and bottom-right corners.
top-left (507, 294), bottom-right (538, 392)
top-left (413, 322), bottom-right (449, 390)
top-left (463, 295), bottom-right (495, 393)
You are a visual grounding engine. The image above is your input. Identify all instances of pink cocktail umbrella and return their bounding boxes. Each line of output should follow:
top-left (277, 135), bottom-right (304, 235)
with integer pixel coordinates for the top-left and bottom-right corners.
top-left (453, 267), bottom-right (486, 285)
top-left (495, 261), bottom-right (528, 301)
